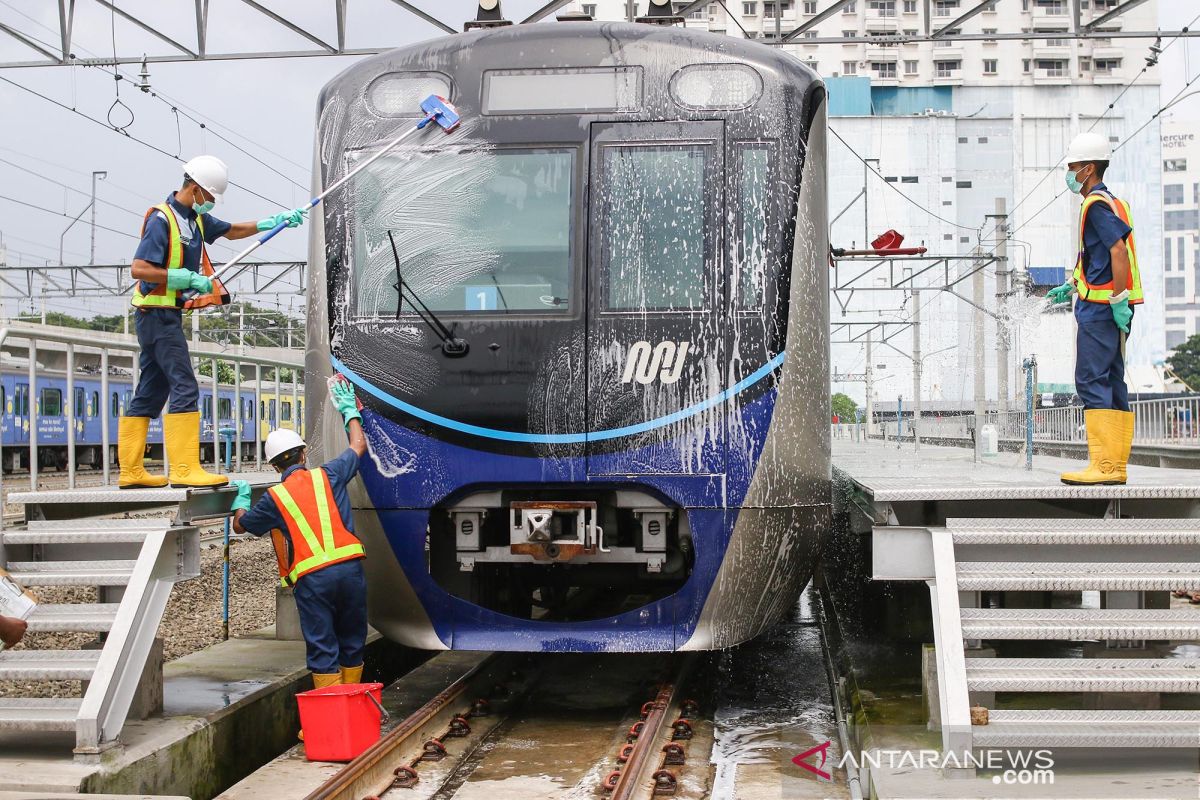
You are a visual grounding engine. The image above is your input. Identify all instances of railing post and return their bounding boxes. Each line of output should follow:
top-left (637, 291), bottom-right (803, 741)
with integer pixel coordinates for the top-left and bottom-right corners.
top-left (29, 339), bottom-right (37, 492)
top-left (291, 368), bottom-right (299, 438)
top-left (233, 361), bottom-right (241, 472)
top-left (210, 357), bottom-right (219, 473)
top-left (1022, 354), bottom-right (1037, 471)
top-left (274, 367), bottom-right (282, 435)
top-left (66, 342), bottom-right (76, 489)
top-left (101, 349), bottom-right (110, 486)
top-left (254, 363), bottom-right (262, 471)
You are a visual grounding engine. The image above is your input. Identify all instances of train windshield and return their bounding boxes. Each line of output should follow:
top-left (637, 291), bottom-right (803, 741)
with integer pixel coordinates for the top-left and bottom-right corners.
top-left (349, 147), bottom-right (574, 316)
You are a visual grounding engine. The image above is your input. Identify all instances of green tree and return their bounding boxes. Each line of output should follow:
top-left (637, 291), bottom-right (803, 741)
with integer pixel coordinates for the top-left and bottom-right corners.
top-left (1167, 334), bottom-right (1200, 391)
top-left (831, 392), bottom-right (858, 422)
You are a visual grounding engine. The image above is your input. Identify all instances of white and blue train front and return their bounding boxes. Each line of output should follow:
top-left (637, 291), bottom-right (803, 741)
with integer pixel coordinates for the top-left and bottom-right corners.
top-left (306, 21), bottom-right (831, 652)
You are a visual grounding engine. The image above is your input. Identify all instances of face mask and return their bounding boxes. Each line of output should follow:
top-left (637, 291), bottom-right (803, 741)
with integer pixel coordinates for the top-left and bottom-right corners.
top-left (191, 188), bottom-right (214, 215)
top-left (1064, 166), bottom-right (1086, 195)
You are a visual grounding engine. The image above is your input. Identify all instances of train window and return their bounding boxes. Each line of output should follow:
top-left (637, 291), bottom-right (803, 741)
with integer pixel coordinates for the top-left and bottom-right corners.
top-left (0, 385), bottom-right (5, 415)
top-left (122, 391), bottom-right (133, 413)
top-left (602, 145), bottom-right (709, 311)
top-left (17, 384), bottom-right (29, 416)
top-left (90, 391), bottom-right (99, 418)
top-left (482, 67), bottom-right (641, 114)
top-left (670, 64), bottom-right (763, 111)
top-left (351, 148), bottom-right (575, 315)
top-left (367, 72), bottom-right (453, 117)
top-left (269, 399), bottom-right (277, 423)
top-left (281, 401), bottom-right (292, 422)
top-left (735, 143), bottom-right (774, 310)
top-left (74, 388), bottom-right (85, 419)
top-left (40, 388), bottom-right (62, 417)
top-left (202, 396), bottom-right (212, 420)
top-left (111, 392), bottom-right (120, 417)
top-left (219, 398), bottom-right (232, 419)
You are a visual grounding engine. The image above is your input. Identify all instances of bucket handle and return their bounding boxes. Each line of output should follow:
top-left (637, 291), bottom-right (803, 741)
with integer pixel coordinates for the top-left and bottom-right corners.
top-left (365, 689), bottom-right (391, 727)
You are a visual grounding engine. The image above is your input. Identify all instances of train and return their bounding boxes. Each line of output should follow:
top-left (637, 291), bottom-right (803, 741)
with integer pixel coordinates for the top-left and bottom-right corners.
top-left (306, 18), bottom-right (830, 651)
top-left (0, 364), bottom-right (304, 472)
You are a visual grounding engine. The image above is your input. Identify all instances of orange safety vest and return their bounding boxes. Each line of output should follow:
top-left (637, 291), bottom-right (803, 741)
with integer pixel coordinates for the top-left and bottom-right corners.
top-left (131, 203), bottom-right (230, 310)
top-left (1070, 189), bottom-right (1144, 305)
top-left (267, 467), bottom-right (364, 587)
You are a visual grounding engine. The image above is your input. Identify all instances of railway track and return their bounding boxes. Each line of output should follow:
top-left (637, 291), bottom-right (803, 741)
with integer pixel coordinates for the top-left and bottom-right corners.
top-left (292, 652), bottom-right (711, 800)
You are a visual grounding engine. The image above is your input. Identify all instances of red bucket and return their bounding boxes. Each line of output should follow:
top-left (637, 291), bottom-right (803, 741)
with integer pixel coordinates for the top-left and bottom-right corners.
top-left (296, 682), bottom-right (386, 762)
top-left (871, 229), bottom-right (905, 250)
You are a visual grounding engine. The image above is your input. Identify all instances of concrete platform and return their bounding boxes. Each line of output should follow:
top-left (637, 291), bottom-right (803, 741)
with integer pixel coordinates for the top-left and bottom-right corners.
top-left (0, 626), bottom-right (312, 798)
top-left (833, 439), bottom-right (1200, 502)
top-left (219, 651), bottom-right (489, 800)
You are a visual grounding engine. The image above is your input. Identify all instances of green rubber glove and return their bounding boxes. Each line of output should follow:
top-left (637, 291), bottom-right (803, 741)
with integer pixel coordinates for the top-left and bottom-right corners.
top-left (1046, 281), bottom-right (1074, 305)
top-left (1110, 295), bottom-right (1132, 334)
top-left (257, 208), bottom-right (307, 231)
top-left (165, 269), bottom-right (212, 293)
top-left (328, 375), bottom-right (362, 427)
top-left (230, 480), bottom-right (252, 513)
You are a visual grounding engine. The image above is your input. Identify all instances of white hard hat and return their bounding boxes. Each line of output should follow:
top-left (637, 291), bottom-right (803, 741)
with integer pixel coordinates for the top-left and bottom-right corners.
top-left (1064, 132), bottom-right (1111, 165)
top-left (182, 155), bottom-right (229, 203)
top-left (264, 429), bottom-right (306, 464)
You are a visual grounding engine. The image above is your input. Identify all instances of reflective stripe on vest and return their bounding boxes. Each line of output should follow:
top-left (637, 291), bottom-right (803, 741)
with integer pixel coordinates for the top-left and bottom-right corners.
top-left (1071, 190), bottom-right (1144, 305)
top-left (130, 203), bottom-right (230, 310)
top-left (268, 468), bottom-right (364, 585)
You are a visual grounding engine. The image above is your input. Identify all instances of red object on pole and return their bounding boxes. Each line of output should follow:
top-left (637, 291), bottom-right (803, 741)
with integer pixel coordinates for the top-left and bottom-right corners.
top-left (871, 229), bottom-right (904, 250)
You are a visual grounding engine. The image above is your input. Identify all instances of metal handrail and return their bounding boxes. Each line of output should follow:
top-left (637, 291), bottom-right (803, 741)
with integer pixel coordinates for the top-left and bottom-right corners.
top-left (0, 323), bottom-right (305, 526)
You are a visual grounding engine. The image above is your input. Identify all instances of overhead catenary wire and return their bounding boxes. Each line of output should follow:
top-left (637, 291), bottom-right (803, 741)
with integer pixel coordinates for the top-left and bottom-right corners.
top-left (829, 126), bottom-right (981, 234)
top-left (0, 74), bottom-right (288, 208)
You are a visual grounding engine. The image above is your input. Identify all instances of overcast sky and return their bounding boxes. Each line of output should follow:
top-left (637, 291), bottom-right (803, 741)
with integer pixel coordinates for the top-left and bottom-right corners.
top-left (0, 0), bottom-right (1194, 321)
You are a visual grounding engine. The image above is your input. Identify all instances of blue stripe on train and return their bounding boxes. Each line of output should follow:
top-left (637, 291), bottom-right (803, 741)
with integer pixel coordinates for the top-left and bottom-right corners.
top-left (355, 387), bottom-right (779, 652)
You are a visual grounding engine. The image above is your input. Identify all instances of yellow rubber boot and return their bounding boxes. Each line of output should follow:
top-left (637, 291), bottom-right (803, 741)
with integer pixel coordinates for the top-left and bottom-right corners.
top-left (118, 416), bottom-right (168, 489)
top-left (1060, 409), bottom-right (1124, 485)
top-left (340, 664), bottom-right (364, 685)
top-left (300, 672), bottom-right (343, 742)
top-left (163, 411), bottom-right (228, 487)
top-left (1112, 410), bottom-right (1135, 483)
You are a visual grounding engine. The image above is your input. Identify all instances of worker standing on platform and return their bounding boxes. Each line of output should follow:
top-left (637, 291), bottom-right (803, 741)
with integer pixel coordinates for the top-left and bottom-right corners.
top-left (230, 376), bottom-right (368, 693)
top-left (119, 155), bottom-right (308, 489)
top-left (1047, 132), bottom-right (1142, 485)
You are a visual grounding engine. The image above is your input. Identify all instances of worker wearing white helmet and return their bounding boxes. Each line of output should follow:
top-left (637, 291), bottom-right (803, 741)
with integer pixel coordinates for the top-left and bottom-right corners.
top-left (1047, 131), bottom-right (1143, 485)
top-left (231, 376), bottom-right (370, 706)
top-left (119, 155), bottom-right (309, 489)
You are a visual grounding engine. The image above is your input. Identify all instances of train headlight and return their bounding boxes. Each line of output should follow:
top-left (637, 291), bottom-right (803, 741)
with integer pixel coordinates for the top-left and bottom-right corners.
top-left (367, 72), bottom-right (454, 118)
top-left (669, 64), bottom-right (763, 111)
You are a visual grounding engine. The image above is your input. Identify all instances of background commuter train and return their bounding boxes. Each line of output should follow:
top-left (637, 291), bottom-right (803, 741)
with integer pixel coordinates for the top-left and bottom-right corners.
top-left (306, 21), bottom-right (830, 652)
top-left (0, 366), bottom-right (304, 471)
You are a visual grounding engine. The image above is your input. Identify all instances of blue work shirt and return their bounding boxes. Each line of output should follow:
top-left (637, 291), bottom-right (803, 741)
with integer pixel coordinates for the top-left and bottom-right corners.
top-left (237, 449), bottom-right (361, 538)
top-left (1074, 182), bottom-right (1134, 324)
top-left (133, 193), bottom-right (231, 298)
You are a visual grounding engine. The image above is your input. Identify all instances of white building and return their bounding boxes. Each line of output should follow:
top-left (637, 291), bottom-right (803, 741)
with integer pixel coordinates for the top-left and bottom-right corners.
top-left (1162, 119), bottom-right (1200, 352)
top-left (566, 0), bottom-right (1166, 405)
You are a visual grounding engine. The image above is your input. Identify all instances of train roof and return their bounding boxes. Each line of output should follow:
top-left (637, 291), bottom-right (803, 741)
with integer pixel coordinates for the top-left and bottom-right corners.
top-left (319, 21), bottom-right (822, 120)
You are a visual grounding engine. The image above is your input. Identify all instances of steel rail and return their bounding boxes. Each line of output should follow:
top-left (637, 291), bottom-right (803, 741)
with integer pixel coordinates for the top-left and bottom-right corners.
top-left (303, 654), bottom-right (500, 800)
top-left (609, 655), bottom-right (696, 800)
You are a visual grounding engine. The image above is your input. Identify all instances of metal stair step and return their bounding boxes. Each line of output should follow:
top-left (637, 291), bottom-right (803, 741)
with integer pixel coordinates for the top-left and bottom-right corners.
top-left (0, 697), bottom-right (81, 732)
top-left (25, 518), bottom-right (170, 530)
top-left (949, 522), bottom-right (1200, 546)
top-left (3, 525), bottom-right (166, 545)
top-left (965, 657), bottom-right (1200, 692)
top-left (956, 561), bottom-right (1200, 590)
top-left (973, 709), bottom-right (1200, 749)
top-left (947, 517), bottom-right (1200, 533)
top-left (960, 608), bottom-right (1200, 640)
top-left (0, 650), bottom-right (101, 680)
top-left (5, 560), bottom-right (136, 586)
top-left (26, 603), bottom-right (119, 633)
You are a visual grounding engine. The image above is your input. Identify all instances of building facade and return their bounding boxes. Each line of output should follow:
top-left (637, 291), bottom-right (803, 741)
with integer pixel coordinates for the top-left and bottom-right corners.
top-left (1162, 119), bottom-right (1200, 352)
top-left (566, 0), bottom-right (1165, 405)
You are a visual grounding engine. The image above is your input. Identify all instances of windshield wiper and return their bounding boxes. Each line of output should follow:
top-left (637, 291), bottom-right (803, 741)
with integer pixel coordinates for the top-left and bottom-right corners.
top-left (387, 230), bottom-right (469, 357)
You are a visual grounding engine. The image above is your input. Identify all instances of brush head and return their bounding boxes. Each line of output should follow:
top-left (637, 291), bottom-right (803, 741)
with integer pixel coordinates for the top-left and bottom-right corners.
top-left (419, 95), bottom-right (462, 132)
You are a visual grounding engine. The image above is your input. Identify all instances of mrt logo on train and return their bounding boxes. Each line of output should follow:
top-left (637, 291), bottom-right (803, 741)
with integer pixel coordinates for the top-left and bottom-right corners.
top-left (621, 341), bottom-right (691, 386)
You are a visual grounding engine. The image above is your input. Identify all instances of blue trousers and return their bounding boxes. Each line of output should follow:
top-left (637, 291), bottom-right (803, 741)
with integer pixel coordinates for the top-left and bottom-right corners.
top-left (127, 309), bottom-right (199, 416)
top-left (1075, 319), bottom-right (1130, 411)
top-left (293, 559), bottom-right (368, 674)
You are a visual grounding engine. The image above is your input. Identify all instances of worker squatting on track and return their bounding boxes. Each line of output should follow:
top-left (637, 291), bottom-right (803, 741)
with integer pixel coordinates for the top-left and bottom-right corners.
top-left (119, 155), bottom-right (309, 489)
top-left (230, 376), bottom-right (370, 697)
top-left (1047, 132), bottom-right (1144, 486)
